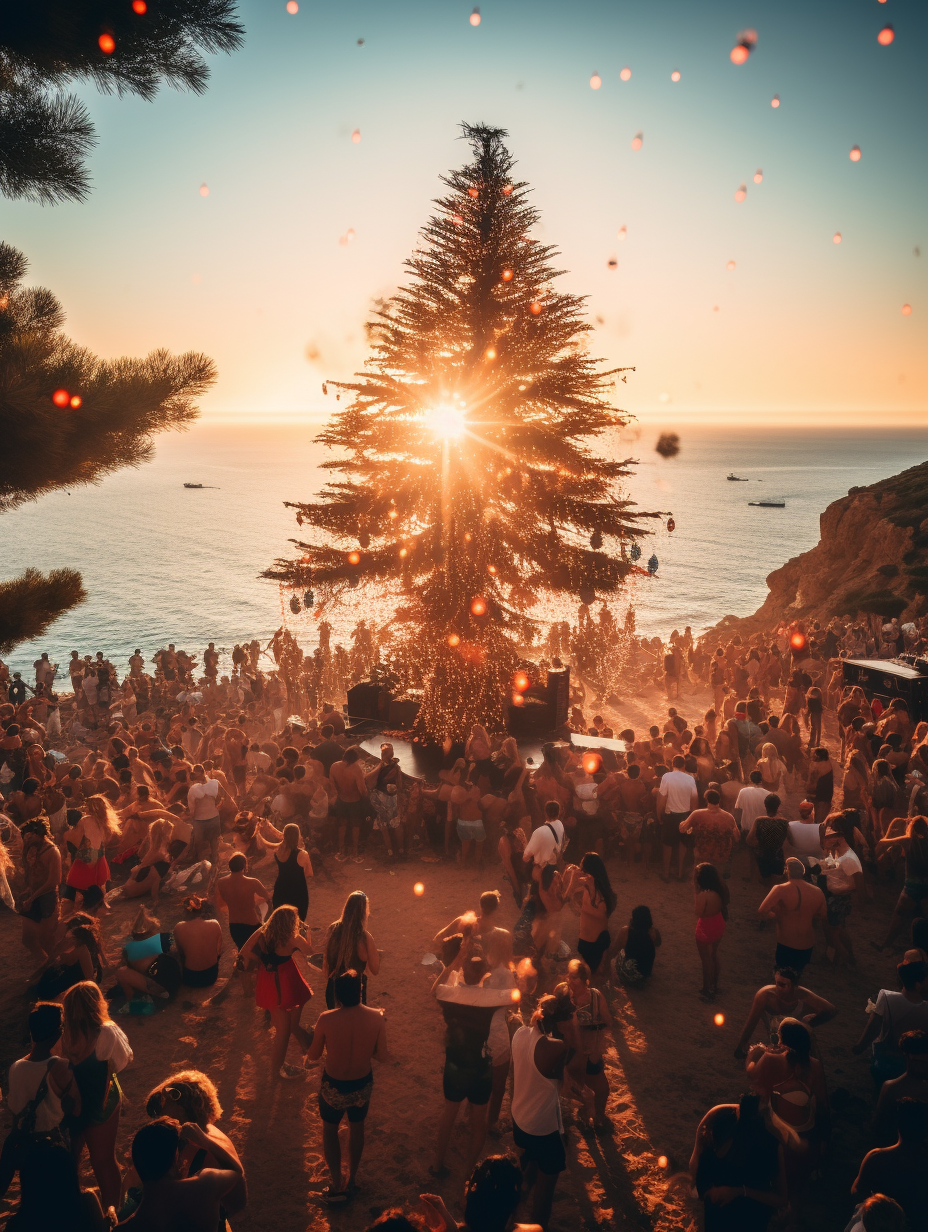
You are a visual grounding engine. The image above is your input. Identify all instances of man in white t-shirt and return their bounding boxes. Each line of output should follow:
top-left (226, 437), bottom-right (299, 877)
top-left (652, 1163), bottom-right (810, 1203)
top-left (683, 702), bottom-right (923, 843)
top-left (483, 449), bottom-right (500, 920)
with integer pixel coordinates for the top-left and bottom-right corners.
top-left (656, 756), bottom-right (698, 882)
top-left (523, 802), bottom-right (565, 877)
top-left (734, 771), bottom-right (770, 835)
top-left (821, 827), bottom-right (866, 967)
top-left (852, 950), bottom-right (928, 1063)
top-left (187, 764), bottom-right (225, 870)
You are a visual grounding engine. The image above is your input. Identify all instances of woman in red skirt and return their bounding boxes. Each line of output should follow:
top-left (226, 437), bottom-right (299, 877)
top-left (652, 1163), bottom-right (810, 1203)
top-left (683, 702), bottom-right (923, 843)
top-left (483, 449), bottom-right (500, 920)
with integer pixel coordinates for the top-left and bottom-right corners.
top-left (64, 797), bottom-right (121, 912)
top-left (239, 905), bottom-right (314, 1080)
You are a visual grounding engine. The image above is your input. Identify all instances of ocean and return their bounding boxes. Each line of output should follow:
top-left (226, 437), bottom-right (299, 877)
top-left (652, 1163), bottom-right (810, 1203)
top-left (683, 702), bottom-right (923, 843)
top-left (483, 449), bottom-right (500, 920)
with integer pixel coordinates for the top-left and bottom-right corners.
top-left (3, 422), bottom-right (926, 683)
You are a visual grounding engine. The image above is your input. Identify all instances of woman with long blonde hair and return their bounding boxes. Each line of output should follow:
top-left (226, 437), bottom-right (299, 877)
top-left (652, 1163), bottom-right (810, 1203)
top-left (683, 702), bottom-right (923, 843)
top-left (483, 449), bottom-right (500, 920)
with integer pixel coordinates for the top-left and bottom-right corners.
top-left (756, 743), bottom-right (784, 793)
top-left (322, 889), bottom-right (379, 1008)
top-left (61, 980), bottom-right (133, 1208)
top-left (120, 817), bottom-right (174, 903)
top-left (64, 797), bottom-right (121, 905)
top-left (239, 905), bottom-right (313, 1080)
top-left (269, 822), bottom-right (313, 922)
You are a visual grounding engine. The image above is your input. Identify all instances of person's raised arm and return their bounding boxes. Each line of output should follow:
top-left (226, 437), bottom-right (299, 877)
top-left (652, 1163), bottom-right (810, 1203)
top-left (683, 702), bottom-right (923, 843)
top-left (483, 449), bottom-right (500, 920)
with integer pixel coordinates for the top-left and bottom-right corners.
top-left (799, 988), bottom-right (837, 1028)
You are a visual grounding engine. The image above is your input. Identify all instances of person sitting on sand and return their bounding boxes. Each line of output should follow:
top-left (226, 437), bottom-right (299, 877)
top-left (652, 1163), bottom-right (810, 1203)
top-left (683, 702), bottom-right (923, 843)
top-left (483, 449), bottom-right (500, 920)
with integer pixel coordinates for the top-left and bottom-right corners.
top-left (612, 905), bottom-right (661, 987)
top-left (733, 965), bottom-right (837, 1059)
top-left (118, 818), bottom-right (174, 905)
top-left (304, 970), bottom-right (391, 1205)
top-left (173, 896), bottom-right (223, 989)
top-left (115, 907), bottom-right (177, 1004)
top-left (433, 890), bottom-right (504, 950)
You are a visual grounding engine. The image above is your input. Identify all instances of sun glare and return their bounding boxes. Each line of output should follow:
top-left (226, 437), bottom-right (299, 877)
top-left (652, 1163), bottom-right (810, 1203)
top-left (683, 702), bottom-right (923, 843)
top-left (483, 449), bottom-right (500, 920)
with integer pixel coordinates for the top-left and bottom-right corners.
top-left (426, 404), bottom-right (468, 439)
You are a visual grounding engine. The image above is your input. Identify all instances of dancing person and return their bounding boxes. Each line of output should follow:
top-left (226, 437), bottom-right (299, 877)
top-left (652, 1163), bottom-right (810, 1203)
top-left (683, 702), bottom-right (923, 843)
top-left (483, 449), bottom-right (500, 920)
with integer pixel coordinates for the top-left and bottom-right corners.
top-left (18, 817), bottom-right (61, 964)
top-left (270, 822), bottom-right (313, 922)
top-left (694, 863), bottom-right (729, 1002)
top-left (366, 743), bottom-right (404, 859)
top-left (510, 992), bottom-right (575, 1230)
top-left (874, 816), bottom-right (928, 954)
top-left (484, 929), bottom-right (517, 1140)
top-left (305, 970), bottom-right (390, 1204)
top-left (679, 790), bottom-right (740, 874)
top-left (238, 905), bottom-right (314, 1080)
top-left (115, 908), bottom-right (176, 1004)
top-left (852, 951), bottom-right (928, 1085)
top-left (746, 794), bottom-right (789, 886)
top-left (821, 824), bottom-right (866, 967)
top-left (429, 937), bottom-right (514, 1182)
top-left (331, 747), bottom-right (370, 864)
top-left (559, 958), bottom-right (613, 1130)
top-left (733, 966), bottom-right (837, 1058)
top-left (756, 858), bottom-right (827, 973)
top-left (173, 896), bottom-right (223, 989)
top-left (61, 981), bottom-right (133, 1209)
top-left (569, 852), bottom-right (616, 981)
top-left (323, 889), bottom-right (380, 1008)
top-left (63, 797), bottom-right (119, 914)
top-left (689, 1093), bottom-right (787, 1232)
top-left (216, 854), bottom-right (271, 990)
top-left (656, 755), bottom-right (698, 883)
top-left (806, 748), bottom-right (834, 826)
top-left (186, 764), bottom-right (225, 875)
top-left (612, 905), bottom-right (661, 987)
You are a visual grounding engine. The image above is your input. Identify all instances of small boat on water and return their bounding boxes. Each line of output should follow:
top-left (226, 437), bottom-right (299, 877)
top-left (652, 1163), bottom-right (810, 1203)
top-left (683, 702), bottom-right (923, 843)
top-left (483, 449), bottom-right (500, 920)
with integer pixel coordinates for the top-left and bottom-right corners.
top-left (748, 500), bottom-right (786, 508)
top-left (727, 472), bottom-right (749, 481)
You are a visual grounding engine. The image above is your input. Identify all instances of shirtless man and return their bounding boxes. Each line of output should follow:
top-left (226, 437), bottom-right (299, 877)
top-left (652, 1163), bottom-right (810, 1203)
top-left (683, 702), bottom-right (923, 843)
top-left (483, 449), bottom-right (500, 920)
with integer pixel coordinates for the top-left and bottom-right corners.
top-left (305, 969), bottom-right (390, 1203)
top-left (119, 1118), bottom-right (244, 1232)
top-left (217, 854), bottom-right (271, 992)
top-left (128, 649), bottom-right (145, 678)
top-left (733, 964), bottom-right (837, 1058)
top-left (433, 891), bottom-right (504, 948)
top-left (330, 747), bottom-right (370, 864)
top-left (756, 856), bottom-right (827, 972)
top-left (222, 726), bottom-right (249, 801)
top-left (18, 818), bottom-right (62, 963)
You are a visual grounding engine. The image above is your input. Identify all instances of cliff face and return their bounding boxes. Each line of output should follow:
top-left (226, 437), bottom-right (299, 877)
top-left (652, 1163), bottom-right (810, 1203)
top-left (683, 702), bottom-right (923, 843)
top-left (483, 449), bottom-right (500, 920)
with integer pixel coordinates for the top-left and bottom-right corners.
top-left (709, 459), bottom-right (928, 639)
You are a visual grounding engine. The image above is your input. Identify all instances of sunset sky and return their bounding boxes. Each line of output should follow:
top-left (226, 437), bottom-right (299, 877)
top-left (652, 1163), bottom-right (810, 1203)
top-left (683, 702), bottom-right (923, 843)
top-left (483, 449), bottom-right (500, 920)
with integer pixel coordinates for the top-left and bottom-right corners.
top-left (2, 0), bottom-right (925, 425)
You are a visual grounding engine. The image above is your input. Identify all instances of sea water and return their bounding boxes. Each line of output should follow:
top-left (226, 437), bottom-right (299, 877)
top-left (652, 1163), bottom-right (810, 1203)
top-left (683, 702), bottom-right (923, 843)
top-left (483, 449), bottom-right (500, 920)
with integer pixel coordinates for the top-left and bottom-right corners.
top-left (2, 422), bottom-right (926, 681)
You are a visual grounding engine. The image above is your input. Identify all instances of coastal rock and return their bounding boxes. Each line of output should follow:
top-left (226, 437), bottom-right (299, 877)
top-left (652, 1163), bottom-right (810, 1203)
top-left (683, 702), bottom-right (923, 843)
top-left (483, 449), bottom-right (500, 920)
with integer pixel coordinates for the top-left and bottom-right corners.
top-left (708, 460), bottom-right (928, 638)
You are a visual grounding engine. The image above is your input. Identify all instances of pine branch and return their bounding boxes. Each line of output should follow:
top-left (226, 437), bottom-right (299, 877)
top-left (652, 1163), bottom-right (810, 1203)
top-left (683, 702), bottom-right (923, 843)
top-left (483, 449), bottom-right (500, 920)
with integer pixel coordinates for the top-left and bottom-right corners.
top-left (0, 567), bottom-right (86, 656)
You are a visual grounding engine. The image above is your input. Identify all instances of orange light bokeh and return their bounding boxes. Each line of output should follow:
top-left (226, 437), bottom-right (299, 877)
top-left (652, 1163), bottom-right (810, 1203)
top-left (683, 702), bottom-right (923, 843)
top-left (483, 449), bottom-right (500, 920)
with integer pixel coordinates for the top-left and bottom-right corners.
top-left (399, 547), bottom-right (408, 558)
top-left (485, 347), bottom-right (496, 360)
top-left (877, 25), bottom-right (894, 46)
top-left (69, 394), bottom-right (82, 409)
top-left (52, 389), bottom-right (70, 407)
top-left (348, 550), bottom-right (361, 565)
top-left (850, 145), bottom-right (861, 162)
top-left (286, 0), bottom-right (299, 12)
top-left (771, 94), bottom-right (780, 108)
top-left (199, 183), bottom-right (209, 197)
top-left (468, 187), bottom-right (479, 198)
top-left (730, 44), bottom-right (749, 65)
top-left (447, 633), bottom-right (461, 647)
top-left (132, 0), bottom-right (148, 12)
top-left (790, 632), bottom-right (807, 650)
top-left (98, 33), bottom-right (115, 54)
top-left (734, 185), bottom-right (747, 202)
top-left (351, 129), bottom-right (361, 143)
top-left (833, 233), bottom-right (842, 244)
top-left (902, 304), bottom-right (912, 316)
top-left (470, 597), bottom-right (487, 616)
top-left (754, 169), bottom-right (763, 183)
top-left (501, 269), bottom-right (513, 281)
top-left (658, 1156), bottom-right (669, 1169)
top-left (529, 301), bottom-right (542, 314)
top-left (714, 1013), bottom-right (725, 1026)
top-left (631, 133), bottom-right (643, 150)
top-left (469, 8), bottom-right (481, 25)
top-left (502, 185), bottom-right (513, 195)
top-left (726, 260), bottom-right (736, 271)
top-left (511, 694), bottom-right (525, 706)
top-left (590, 73), bottom-right (602, 90)
top-left (413, 882), bottom-right (425, 896)
top-left (513, 672), bottom-right (530, 691)
top-left (620, 67), bottom-right (631, 81)
top-left (583, 753), bottom-right (601, 774)
top-left (670, 70), bottom-right (681, 82)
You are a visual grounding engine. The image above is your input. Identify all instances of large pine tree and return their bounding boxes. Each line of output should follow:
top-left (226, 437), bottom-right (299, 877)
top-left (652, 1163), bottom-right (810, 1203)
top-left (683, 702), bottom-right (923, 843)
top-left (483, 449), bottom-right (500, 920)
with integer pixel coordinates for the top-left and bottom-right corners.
top-left (0, 241), bottom-right (216, 652)
top-left (268, 123), bottom-right (654, 740)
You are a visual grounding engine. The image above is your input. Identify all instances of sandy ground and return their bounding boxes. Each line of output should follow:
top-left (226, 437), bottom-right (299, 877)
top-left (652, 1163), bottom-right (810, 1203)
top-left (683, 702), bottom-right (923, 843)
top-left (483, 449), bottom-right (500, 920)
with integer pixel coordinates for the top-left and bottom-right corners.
top-left (0, 682), bottom-right (906, 1231)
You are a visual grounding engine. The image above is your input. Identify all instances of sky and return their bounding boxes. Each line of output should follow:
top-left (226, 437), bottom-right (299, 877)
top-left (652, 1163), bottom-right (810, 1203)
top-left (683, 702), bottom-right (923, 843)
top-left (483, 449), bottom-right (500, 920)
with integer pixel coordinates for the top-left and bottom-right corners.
top-left (1, 0), bottom-right (926, 425)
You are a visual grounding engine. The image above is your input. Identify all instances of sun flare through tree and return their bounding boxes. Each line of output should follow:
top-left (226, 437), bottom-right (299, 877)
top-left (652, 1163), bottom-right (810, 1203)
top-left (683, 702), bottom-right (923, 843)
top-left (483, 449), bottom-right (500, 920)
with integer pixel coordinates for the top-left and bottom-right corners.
top-left (267, 123), bottom-right (655, 740)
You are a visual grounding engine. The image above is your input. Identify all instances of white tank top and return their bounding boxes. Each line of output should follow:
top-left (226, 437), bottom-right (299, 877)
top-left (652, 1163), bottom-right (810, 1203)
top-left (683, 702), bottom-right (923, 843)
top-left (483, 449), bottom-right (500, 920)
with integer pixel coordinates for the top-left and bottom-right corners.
top-left (510, 1025), bottom-right (563, 1136)
top-left (8, 1057), bottom-right (63, 1133)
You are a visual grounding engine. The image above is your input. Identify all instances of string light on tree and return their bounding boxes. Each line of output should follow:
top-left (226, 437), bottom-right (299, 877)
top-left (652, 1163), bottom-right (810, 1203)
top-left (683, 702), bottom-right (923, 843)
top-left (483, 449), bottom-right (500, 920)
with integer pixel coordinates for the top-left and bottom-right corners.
top-left (52, 389), bottom-right (70, 407)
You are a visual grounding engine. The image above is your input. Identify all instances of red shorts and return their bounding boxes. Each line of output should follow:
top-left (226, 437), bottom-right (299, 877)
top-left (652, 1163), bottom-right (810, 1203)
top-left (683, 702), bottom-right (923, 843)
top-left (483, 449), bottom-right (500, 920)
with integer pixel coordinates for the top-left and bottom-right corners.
top-left (695, 913), bottom-right (725, 944)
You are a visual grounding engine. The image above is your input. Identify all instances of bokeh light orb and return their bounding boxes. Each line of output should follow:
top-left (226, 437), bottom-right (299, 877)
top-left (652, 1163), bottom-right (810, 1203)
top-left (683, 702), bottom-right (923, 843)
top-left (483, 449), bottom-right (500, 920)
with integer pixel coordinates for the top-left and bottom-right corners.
top-left (399, 547), bottom-right (408, 558)
top-left (52, 389), bottom-right (70, 407)
top-left (726, 260), bottom-right (736, 270)
top-left (790, 632), bottom-right (807, 651)
top-left (877, 25), bottom-right (894, 46)
top-left (631, 132), bottom-right (643, 150)
top-left (850, 145), bottom-right (861, 162)
top-left (833, 232), bottom-right (842, 244)
top-left (901, 303), bottom-right (912, 315)
top-left (714, 1013), bottom-right (725, 1026)
top-left (658, 1156), bottom-right (669, 1169)
top-left (502, 184), bottom-right (513, 195)
top-left (351, 129), bottom-right (361, 143)
top-left (607, 258), bottom-right (617, 269)
top-left (470, 7), bottom-right (481, 26)
top-left (529, 301), bottom-right (542, 314)
top-left (413, 882), bottom-right (425, 896)
top-left (590, 72), bottom-right (602, 90)
top-left (620, 66), bottom-right (631, 81)
top-left (69, 394), bottom-right (82, 409)
top-left (485, 347), bottom-right (496, 360)
top-left (734, 184), bottom-right (747, 202)
top-left (470, 597), bottom-right (487, 616)
top-left (513, 672), bottom-right (530, 692)
top-left (671, 70), bottom-right (681, 82)
top-left (199, 183), bottom-right (209, 196)
top-left (617, 225), bottom-right (627, 241)
top-left (132, 0), bottom-right (147, 12)
top-left (583, 753), bottom-right (602, 774)
top-left (771, 94), bottom-right (780, 107)
top-left (348, 550), bottom-right (361, 565)
top-left (753, 169), bottom-right (763, 183)
top-left (501, 268), bottom-right (513, 281)
top-left (468, 187), bottom-right (479, 198)
top-left (286, 0), bottom-right (298, 12)
top-left (98, 33), bottom-right (115, 54)
top-left (730, 43), bottom-right (749, 65)
top-left (447, 633), bottom-right (461, 647)
top-left (512, 693), bottom-right (525, 707)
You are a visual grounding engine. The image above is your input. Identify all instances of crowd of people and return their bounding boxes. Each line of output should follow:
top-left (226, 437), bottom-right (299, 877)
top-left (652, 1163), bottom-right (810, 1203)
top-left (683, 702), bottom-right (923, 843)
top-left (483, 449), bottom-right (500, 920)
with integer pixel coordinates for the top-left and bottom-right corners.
top-left (1, 610), bottom-right (927, 1231)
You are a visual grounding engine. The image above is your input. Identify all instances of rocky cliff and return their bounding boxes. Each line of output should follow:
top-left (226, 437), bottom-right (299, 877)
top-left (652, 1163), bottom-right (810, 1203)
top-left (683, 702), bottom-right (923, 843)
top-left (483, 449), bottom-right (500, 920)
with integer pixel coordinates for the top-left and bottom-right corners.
top-left (708, 459), bottom-right (928, 639)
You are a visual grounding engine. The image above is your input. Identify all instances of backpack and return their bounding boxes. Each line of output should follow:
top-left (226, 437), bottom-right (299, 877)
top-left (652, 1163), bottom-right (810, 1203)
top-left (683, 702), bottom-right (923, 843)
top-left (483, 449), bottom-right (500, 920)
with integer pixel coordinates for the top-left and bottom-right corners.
top-left (0, 1060), bottom-right (65, 1176)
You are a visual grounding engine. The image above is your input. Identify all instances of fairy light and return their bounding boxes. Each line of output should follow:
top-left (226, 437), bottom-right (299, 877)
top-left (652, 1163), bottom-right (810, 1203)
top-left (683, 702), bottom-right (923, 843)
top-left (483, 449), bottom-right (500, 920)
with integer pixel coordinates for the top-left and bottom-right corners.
top-left (447, 634), bottom-right (461, 647)
top-left (348, 551), bottom-right (361, 565)
top-left (529, 301), bottom-right (542, 314)
top-left (513, 672), bottom-right (529, 691)
top-left (52, 389), bottom-right (70, 407)
top-left (620, 66), bottom-right (631, 81)
top-left (501, 269), bottom-right (513, 281)
top-left (69, 394), bottom-right (82, 408)
top-left (470, 597), bottom-right (487, 616)
top-left (714, 1013), bottom-right (725, 1026)
top-left (902, 304), bottom-right (912, 316)
top-left (734, 184), bottom-right (747, 202)
top-left (833, 232), bottom-right (842, 244)
top-left (199, 184), bottom-right (209, 197)
top-left (754, 169), bottom-right (763, 183)
top-left (583, 752), bottom-right (601, 774)
top-left (589, 72), bottom-right (602, 90)
top-left (351, 129), bottom-right (361, 143)
top-left (671, 70), bottom-right (681, 82)
top-left (414, 882), bottom-right (425, 895)
top-left (98, 33), bottom-right (115, 53)
top-left (658, 1156), bottom-right (668, 1169)
top-left (850, 145), bottom-right (861, 162)
top-left (877, 24), bottom-right (894, 45)
top-left (132, 0), bottom-right (148, 11)
top-left (286, 0), bottom-right (299, 11)
top-left (470, 7), bottom-right (481, 25)
top-left (771, 94), bottom-right (780, 108)
top-left (631, 132), bottom-right (643, 151)
top-left (485, 347), bottom-right (496, 360)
